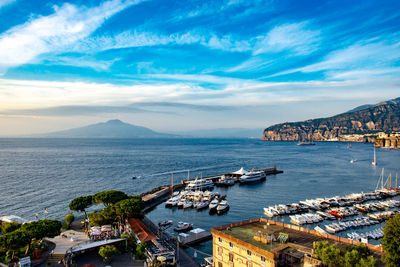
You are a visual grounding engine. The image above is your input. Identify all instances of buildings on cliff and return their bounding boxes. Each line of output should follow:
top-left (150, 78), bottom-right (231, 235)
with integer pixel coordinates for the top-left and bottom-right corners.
top-left (375, 132), bottom-right (400, 150)
top-left (211, 218), bottom-right (383, 267)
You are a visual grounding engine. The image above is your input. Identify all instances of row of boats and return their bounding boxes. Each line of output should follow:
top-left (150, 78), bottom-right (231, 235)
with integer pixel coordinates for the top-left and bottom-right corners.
top-left (354, 199), bottom-right (400, 213)
top-left (184, 169), bottom-right (267, 191)
top-left (264, 190), bottom-right (400, 218)
top-left (165, 190), bottom-right (230, 215)
top-left (324, 217), bottom-right (380, 233)
top-left (347, 228), bottom-right (384, 241)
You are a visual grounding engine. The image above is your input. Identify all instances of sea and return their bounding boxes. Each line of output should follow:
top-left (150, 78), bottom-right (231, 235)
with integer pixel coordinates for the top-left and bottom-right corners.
top-left (1, 138), bottom-right (399, 260)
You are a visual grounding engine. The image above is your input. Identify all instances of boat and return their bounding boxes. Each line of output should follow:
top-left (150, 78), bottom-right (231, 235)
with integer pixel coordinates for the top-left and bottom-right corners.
top-left (239, 171), bottom-right (266, 183)
top-left (209, 199), bottom-right (219, 212)
top-left (185, 178), bottom-right (214, 191)
top-left (158, 220), bottom-right (173, 227)
top-left (216, 200), bottom-right (230, 215)
top-left (183, 201), bottom-right (193, 209)
top-left (174, 222), bottom-right (193, 232)
top-left (297, 142), bottom-right (316, 146)
top-left (165, 197), bottom-right (180, 208)
top-left (215, 175), bottom-right (235, 186)
top-left (372, 146), bottom-right (377, 166)
top-left (196, 200), bottom-right (210, 210)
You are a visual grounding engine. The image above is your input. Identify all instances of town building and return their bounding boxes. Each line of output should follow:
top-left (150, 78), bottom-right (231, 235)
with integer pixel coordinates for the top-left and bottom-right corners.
top-left (211, 218), bottom-right (383, 267)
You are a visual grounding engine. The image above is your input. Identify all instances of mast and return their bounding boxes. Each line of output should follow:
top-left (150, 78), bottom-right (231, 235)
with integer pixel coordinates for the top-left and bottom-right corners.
top-left (372, 146), bottom-right (377, 166)
top-left (396, 173), bottom-right (398, 189)
top-left (170, 173), bottom-right (174, 196)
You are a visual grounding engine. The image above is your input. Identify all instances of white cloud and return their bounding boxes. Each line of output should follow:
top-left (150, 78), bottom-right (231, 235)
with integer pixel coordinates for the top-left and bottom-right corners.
top-left (254, 22), bottom-right (320, 55)
top-left (0, 0), bottom-right (141, 72)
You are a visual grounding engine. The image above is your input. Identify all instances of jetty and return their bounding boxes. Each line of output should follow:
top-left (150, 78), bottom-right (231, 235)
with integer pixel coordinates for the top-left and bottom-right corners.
top-left (140, 166), bottom-right (283, 211)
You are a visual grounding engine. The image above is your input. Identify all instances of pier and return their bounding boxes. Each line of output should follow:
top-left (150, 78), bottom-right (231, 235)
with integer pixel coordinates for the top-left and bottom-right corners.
top-left (140, 166), bottom-right (283, 211)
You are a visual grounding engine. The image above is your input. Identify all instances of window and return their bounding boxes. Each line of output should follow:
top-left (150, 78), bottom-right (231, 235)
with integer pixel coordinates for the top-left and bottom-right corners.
top-left (218, 262), bottom-right (223, 267)
top-left (229, 242), bottom-right (233, 250)
top-left (261, 256), bottom-right (265, 263)
top-left (247, 250), bottom-right (251, 256)
top-left (247, 261), bottom-right (252, 267)
top-left (218, 247), bottom-right (223, 256)
top-left (229, 253), bottom-right (234, 262)
top-left (218, 237), bottom-right (222, 245)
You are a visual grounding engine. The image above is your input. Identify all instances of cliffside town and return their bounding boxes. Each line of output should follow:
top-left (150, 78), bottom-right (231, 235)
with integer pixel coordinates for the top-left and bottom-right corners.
top-left (262, 98), bottom-right (400, 149)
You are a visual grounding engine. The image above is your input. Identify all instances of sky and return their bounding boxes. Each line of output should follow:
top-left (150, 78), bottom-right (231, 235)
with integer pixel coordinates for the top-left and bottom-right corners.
top-left (0, 0), bottom-right (400, 135)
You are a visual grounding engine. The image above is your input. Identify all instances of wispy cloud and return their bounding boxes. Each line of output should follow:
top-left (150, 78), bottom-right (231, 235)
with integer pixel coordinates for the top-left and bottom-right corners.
top-left (253, 22), bottom-right (321, 56)
top-left (0, 0), bottom-right (142, 72)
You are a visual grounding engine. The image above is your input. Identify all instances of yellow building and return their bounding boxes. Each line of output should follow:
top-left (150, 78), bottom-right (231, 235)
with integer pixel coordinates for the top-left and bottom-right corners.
top-left (211, 218), bottom-right (382, 267)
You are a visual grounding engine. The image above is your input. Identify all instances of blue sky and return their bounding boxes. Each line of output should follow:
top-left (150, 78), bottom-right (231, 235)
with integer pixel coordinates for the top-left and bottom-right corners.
top-left (0, 0), bottom-right (400, 135)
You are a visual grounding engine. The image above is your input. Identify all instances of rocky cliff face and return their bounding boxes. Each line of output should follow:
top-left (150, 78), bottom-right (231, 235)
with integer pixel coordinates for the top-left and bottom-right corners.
top-left (262, 98), bottom-right (400, 142)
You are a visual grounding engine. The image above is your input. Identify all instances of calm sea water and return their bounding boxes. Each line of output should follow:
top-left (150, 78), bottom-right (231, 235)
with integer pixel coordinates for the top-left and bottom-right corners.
top-left (1, 138), bottom-right (399, 257)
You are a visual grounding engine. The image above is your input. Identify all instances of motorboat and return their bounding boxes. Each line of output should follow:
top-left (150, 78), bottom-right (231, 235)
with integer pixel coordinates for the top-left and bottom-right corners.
top-left (183, 201), bottom-right (193, 209)
top-left (209, 199), bottom-right (219, 212)
top-left (216, 200), bottom-right (230, 215)
top-left (165, 197), bottom-right (180, 208)
top-left (158, 220), bottom-right (173, 227)
top-left (239, 171), bottom-right (266, 183)
top-left (174, 222), bottom-right (193, 232)
top-left (177, 198), bottom-right (186, 209)
top-left (196, 200), bottom-right (210, 210)
top-left (215, 175), bottom-right (235, 186)
top-left (185, 178), bottom-right (214, 191)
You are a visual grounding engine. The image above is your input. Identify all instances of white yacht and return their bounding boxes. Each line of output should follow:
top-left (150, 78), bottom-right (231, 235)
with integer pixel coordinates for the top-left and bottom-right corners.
top-left (185, 178), bottom-right (214, 191)
top-left (216, 200), bottom-right (230, 214)
top-left (239, 171), bottom-right (266, 183)
top-left (209, 199), bottom-right (219, 211)
top-left (165, 197), bottom-right (180, 207)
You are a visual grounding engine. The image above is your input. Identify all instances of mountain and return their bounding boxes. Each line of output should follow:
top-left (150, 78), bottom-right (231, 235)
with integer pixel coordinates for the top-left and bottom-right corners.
top-left (170, 128), bottom-right (262, 138)
top-left (262, 97), bottom-right (400, 142)
top-left (40, 119), bottom-right (176, 138)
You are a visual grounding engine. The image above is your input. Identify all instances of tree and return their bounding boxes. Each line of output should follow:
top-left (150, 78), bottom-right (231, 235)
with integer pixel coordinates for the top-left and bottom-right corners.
top-left (64, 212), bottom-right (75, 229)
top-left (69, 195), bottom-right (93, 219)
top-left (94, 190), bottom-right (128, 206)
top-left (135, 242), bottom-right (147, 260)
top-left (314, 241), bottom-right (343, 267)
top-left (359, 256), bottom-right (377, 267)
top-left (88, 206), bottom-right (117, 226)
top-left (98, 245), bottom-right (119, 263)
top-left (382, 213), bottom-right (400, 266)
top-left (0, 222), bottom-right (21, 234)
top-left (114, 197), bottom-right (144, 220)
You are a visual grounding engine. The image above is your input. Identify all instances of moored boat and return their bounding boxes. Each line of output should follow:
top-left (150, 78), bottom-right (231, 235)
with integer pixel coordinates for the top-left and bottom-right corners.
top-left (239, 171), bottom-right (266, 183)
top-left (216, 200), bottom-right (230, 215)
top-left (174, 222), bottom-right (193, 232)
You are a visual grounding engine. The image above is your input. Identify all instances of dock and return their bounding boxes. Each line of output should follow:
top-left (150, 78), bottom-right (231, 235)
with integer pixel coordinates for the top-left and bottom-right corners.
top-left (140, 166), bottom-right (283, 211)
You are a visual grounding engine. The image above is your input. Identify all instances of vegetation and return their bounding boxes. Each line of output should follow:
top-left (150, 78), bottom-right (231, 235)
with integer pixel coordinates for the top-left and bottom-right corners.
top-left (382, 214), bottom-right (400, 266)
top-left (94, 190), bottom-right (128, 206)
top-left (69, 195), bottom-right (93, 219)
top-left (0, 219), bottom-right (61, 264)
top-left (98, 245), bottom-right (119, 263)
top-left (314, 241), bottom-right (376, 267)
top-left (121, 233), bottom-right (137, 252)
top-left (0, 222), bottom-right (21, 234)
top-left (64, 212), bottom-right (75, 229)
top-left (135, 242), bottom-right (147, 260)
top-left (114, 196), bottom-right (145, 220)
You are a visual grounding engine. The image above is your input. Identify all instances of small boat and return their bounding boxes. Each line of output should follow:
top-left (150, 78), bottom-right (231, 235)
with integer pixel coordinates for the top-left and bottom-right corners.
top-left (239, 171), bottom-right (266, 183)
top-left (297, 142), bottom-right (315, 146)
top-left (158, 220), bottom-right (173, 227)
top-left (215, 175), bottom-right (235, 186)
top-left (165, 197), bottom-right (180, 208)
top-left (177, 198), bottom-right (186, 209)
top-left (174, 222), bottom-right (193, 232)
top-left (183, 201), bottom-right (193, 209)
top-left (216, 200), bottom-right (230, 215)
top-left (209, 199), bottom-right (219, 212)
top-left (196, 200), bottom-right (210, 210)
top-left (132, 176), bottom-right (137, 179)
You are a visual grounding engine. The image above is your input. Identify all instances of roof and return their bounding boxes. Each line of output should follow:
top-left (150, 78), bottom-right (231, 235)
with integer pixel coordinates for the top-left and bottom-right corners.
top-left (71, 239), bottom-right (123, 253)
top-left (129, 218), bottom-right (158, 242)
top-left (231, 167), bottom-right (247, 175)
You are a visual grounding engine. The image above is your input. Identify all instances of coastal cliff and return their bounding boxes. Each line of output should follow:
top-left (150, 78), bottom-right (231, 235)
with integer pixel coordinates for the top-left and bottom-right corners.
top-left (262, 98), bottom-right (400, 142)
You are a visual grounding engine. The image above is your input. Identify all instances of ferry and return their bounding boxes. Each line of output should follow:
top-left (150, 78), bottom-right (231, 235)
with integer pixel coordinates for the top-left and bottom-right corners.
top-left (297, 142), bottom-right (315, 146)
top-left (185, 178), bottom-right (214, 191)
top-left (239, 171), bottom-right (266, 183)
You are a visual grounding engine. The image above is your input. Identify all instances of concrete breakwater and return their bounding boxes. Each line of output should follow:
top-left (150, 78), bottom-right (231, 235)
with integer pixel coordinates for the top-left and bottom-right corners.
top-left (140, 166), bottom-right (283, 212)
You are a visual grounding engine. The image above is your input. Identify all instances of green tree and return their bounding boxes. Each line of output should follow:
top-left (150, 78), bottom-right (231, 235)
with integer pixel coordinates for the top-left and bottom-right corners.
top-left (98, 245), bottom-right (119, 263)
top-left (64, 212), bottom-right (75, 229)
top-left (359, 256), bottom-right (377, 267)
top-left (382, 214), bottom-right (400, 266)
top-left (344, 249), bottom-right (360, 267)
top-left (94, 190), bottom-right (128, 206)
top-left (135, 242), bottom-right (147, 260)
top-left (314, 241), bottom-right (343, 267)
top-left (0, 222), bottom-right (21, 234)
top-left (69, 195), bottom-right (93, 219)
top-left (88, 206), bottom-right (117, 226)
top-left (114, 197), bottom-right (144, 221)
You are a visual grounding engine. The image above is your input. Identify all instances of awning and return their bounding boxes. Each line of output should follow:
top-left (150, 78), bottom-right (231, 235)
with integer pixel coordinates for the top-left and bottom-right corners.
top-left (231, 167), bottom-right (247, 175)
top-left (70, 239), bottom-right (124, 253)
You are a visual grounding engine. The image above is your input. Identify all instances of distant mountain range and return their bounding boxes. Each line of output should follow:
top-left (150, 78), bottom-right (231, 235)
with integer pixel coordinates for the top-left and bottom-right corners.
top-left (39, 119), bottom-right (176, 138)
top-left (35, 120), bottom-right (259, 138)
top-left (262, 97), bottom-right (400, 142)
